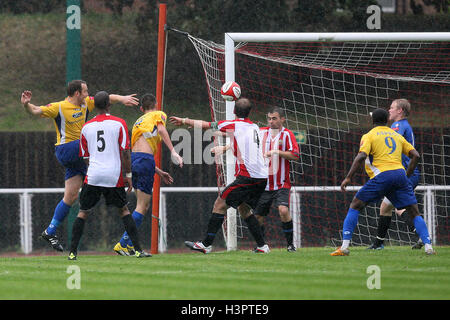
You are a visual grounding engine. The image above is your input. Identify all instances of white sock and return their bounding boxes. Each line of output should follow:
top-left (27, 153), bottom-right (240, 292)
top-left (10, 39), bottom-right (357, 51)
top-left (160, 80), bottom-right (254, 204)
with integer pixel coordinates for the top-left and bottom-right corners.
top-left (341, 240), bottom-right (350, 250)
top-left (424, 243), bottom-right (433, 251)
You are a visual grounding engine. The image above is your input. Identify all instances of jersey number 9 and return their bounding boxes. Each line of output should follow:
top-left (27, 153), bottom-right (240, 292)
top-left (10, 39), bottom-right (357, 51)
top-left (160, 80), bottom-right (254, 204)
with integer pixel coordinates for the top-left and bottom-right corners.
top-left (384, 137), bottom-right (396, 154)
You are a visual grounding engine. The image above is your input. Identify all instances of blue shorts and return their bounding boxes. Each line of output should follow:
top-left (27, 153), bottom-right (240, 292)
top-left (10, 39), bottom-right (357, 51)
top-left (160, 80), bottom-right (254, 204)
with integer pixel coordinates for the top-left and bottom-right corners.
top-left (131, 152), bottom-right (156, 195)
top-left (55, 140), bottom-right (87, 180)
top-left (383, 171), bottom-right (420, 206)
top-left (356, 169), bottom-right (417, 209)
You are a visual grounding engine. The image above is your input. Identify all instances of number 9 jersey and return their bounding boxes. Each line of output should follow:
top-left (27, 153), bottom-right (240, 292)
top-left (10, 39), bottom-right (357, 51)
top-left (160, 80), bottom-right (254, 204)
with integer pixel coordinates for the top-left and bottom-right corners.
top-left (359, 126), bottom-right (415, 179)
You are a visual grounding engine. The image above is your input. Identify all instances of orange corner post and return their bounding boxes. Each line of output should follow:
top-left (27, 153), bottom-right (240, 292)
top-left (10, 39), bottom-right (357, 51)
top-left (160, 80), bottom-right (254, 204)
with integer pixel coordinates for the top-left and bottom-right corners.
top-left (151, 3), bottom-right (167, 254)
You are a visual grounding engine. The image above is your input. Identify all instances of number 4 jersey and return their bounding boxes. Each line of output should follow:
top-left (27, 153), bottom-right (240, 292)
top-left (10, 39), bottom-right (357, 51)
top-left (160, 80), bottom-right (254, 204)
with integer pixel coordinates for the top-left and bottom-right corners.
top-left (80, 113), bottom-right (130, 187)
top-left (359, 125), bottom-right (415, 179)
top-left (212, 118), bottom-right (268, 179)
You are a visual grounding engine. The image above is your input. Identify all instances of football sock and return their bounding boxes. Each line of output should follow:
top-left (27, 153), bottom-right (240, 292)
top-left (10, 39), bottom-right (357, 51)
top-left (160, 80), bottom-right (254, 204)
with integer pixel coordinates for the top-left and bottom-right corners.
top-left (282, 220), bottom-right (294, 246)
top-left (260, 224), bottom-right (266, 239)
top-left (122, 214), bottom-right (142, 252)
top-left (70, 217), bottom-right (85, 254)
top-left (399, 211), bottom-right (415, 231)
top-left (203, 213), bottom-right (225, 247)
top-left (341, 208), bottom-right (360, 248)
top-left (406, 218), bottom-right (417, 233)
top-left (341, 239), bottom-right (350, 250)
top-left (401, 213), bottom-right (420, 241)
top-left (120, 211), bottom-right (144, 247)
top-left (119, 234), bottom-right (129, 248)
top-left (375, 215), bottom-right (391, 245)
top-left (46, 200), bottom-right (71, 235)
top-left (413, 216), bottom-right (431, 245)
top-left (244, 214), bottom-right (266, 247)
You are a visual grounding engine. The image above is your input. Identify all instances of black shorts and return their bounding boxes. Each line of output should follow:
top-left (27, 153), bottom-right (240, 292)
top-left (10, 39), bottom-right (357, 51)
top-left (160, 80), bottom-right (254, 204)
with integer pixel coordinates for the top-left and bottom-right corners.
top-left (254, 188), bottom-right (290, 216)
top-left (220, 176), bottom-right (267, 210)
top-left (79, 184), bottom-right (128, 211)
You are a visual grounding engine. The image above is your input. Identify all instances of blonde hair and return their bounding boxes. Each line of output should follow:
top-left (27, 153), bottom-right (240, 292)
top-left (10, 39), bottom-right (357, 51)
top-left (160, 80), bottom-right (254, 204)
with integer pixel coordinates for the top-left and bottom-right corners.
top-left (393, 98), bottom-right (411, 118)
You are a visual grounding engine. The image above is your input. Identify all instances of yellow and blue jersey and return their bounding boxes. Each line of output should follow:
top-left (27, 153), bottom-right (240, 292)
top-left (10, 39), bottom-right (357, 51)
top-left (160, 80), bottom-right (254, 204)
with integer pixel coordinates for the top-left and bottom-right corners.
top-left (40, 96), bottom-right (95, 145)
top-left (359, 126), bottom-right (415, 179)
top-left (131, 111), bottom-right (167, 154)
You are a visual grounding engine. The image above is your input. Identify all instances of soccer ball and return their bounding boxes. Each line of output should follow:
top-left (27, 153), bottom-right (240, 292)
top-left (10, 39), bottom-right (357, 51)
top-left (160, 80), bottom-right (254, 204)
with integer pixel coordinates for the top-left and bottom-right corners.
top-left (220, 81), bottom-right (241, 101)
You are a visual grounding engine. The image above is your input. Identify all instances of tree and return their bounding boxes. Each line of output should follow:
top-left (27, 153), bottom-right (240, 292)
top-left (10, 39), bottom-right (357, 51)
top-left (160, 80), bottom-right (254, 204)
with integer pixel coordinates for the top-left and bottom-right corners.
top-left (420, 0), bottom-right (449, 14)
top-left (0, 0), bottom-right (65, 14)
top-left (101, 0), bottom-right (135, 16)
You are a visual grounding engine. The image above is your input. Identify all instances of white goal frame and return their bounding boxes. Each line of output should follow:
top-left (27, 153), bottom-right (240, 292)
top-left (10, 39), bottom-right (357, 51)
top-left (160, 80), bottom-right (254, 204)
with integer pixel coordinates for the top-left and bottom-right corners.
top-left (223, 32), bottom-right (450, 251)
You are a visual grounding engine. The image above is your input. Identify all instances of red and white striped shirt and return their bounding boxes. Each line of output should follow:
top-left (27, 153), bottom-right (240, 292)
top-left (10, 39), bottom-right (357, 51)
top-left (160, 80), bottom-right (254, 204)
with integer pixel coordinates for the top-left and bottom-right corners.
top-left (80, 114), bottom-right (130, 187)
top-left (215, 118), bottom-right (268, 179)
top-left (260, 127), bottom-right (300, 191)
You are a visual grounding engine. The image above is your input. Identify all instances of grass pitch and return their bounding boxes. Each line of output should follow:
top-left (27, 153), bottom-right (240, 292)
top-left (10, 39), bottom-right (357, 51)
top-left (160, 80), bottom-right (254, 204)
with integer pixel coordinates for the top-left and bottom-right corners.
top-left (0, 246), bottom-right (449, 300)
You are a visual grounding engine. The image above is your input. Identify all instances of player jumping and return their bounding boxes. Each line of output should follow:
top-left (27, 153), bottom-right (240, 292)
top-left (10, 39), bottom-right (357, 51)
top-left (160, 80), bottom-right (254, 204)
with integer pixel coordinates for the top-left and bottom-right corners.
top-left (170, 98), bottom-right (269, 253)
top-left (21, 80), bottom-right (139, 252)
top-left (113, 93), bottom-right (181, 256)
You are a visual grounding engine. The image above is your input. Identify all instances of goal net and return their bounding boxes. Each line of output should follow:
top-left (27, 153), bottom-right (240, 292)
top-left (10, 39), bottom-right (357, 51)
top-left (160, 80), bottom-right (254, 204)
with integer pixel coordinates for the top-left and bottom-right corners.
top-left (186, 32), bottom-right (450, 249)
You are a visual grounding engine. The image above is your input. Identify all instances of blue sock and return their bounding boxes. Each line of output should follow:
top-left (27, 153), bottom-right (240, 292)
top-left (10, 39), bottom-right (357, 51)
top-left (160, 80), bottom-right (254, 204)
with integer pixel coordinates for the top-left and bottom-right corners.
top-left (120, 211), bottom-right (144, 247)
top-left (342, 208), bottom-right (360, 240)
top-left (413, 216), bottom-right (431, 244)
top-left (46, 200), bottom-right (71, 235)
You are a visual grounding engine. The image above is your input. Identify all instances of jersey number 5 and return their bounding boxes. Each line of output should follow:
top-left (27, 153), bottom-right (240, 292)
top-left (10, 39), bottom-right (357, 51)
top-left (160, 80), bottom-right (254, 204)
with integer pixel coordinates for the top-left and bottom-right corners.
top-left (97, 130), bottom-right (105, 152)
top-left (384, 137), bottom-right (396, 154)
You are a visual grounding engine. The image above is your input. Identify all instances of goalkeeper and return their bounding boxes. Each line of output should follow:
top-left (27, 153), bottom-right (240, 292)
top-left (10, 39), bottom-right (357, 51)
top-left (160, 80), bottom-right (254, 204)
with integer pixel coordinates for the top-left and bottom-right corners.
top-left (332, 108), bottom-right (434, 256)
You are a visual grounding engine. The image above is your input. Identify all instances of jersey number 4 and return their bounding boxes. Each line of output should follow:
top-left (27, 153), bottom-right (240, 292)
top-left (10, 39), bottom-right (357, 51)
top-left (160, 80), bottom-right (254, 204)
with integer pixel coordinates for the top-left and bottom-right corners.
top-left (97, 130), bottom-right (105, 152)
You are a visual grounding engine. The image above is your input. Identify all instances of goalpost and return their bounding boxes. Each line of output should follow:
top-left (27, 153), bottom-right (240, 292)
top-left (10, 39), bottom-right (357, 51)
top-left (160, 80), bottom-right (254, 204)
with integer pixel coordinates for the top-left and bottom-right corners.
top-left (186, 32), bottom-right (450, 251)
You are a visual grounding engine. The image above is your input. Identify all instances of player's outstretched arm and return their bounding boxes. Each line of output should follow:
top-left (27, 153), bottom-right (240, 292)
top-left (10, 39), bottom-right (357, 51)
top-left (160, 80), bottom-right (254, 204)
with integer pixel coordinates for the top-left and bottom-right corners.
top-left (109, 94), bottom-right (139, 107)
top-left (157, 123), bottom-right (183, 168)
top-left (21, 91), bottom-right (43, 116)
top-left (341, 151), bottom-right (367, 192)
top-left (169, 116), bottom-right (211, 129)
top-left (405, 149), bottom-right (420, 177)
